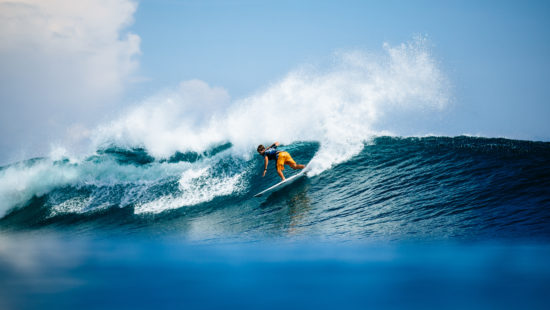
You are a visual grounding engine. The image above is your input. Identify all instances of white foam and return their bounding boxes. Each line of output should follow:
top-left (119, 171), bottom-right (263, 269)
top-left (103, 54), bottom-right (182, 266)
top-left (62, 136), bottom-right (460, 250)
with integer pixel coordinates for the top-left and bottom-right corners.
top-left (93, 37), bottom-right (449, 176)
top-left (0, 160), bottom-right (79, 217)
top-left (49, 196), bottom-right (93, 216)
top-left (134, 166), bottom-right (245, 214)
top-left (0, 156), bottom-right (193, 217)
top-left (1, 37), bottom-right (450, 216)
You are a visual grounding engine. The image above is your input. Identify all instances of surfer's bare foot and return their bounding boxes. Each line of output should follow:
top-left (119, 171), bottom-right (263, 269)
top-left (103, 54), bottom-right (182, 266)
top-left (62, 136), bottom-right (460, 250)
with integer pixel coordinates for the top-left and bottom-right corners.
top-left (290, 163), bottom-right (305, 170)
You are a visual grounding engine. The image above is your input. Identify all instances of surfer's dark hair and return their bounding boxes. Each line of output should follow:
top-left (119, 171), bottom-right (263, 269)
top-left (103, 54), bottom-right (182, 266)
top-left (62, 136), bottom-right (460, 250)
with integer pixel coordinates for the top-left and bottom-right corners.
top-left (257, 145), bottom-right (265, 153)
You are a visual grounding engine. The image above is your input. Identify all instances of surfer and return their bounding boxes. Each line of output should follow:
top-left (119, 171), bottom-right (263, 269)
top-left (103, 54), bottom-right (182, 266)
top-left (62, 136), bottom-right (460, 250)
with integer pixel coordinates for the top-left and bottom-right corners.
top-left (257, 142), bottom-right (305, 181)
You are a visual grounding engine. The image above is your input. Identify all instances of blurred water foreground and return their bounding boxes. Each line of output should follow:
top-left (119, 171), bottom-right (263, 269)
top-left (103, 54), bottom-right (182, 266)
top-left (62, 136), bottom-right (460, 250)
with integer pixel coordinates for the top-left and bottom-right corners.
top-left (0, 233), bottom-right (548, 310)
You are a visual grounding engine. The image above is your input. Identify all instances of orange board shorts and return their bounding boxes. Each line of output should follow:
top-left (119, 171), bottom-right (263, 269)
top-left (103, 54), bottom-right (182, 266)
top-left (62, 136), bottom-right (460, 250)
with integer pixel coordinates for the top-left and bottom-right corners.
top-left (276, 151), bottom-right (296, 171)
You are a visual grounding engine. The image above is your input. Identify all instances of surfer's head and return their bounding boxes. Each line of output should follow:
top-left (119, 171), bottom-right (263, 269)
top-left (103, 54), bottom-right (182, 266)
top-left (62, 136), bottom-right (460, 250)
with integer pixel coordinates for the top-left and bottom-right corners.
top-left (257, 145), bottom-right (265, 155)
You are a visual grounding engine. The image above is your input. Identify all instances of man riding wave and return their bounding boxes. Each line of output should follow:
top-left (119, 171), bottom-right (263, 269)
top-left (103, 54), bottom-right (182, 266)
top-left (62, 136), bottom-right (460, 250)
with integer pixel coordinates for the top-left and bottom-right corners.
top-left (257, 142), bottom-right (305, 181)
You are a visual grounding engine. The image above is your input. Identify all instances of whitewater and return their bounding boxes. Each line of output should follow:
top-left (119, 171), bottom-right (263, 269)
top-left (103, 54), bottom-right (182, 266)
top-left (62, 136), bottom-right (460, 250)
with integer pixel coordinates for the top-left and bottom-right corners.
top-left (1, 38), bottom-right (549, 310)
top-left (1, 37), bottom-right (548, 240)
top-left (0, 38), bottom-right (451, 220)
top-left (0, 37), bottom-right (548, 242)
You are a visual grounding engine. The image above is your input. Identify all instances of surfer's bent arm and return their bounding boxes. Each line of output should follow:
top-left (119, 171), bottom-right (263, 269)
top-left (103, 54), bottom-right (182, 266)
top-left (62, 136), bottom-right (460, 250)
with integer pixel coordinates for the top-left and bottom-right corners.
top-left (268, 142), bottom-right (279, 149)
top-left (262, 156), bottom-right (268, 177)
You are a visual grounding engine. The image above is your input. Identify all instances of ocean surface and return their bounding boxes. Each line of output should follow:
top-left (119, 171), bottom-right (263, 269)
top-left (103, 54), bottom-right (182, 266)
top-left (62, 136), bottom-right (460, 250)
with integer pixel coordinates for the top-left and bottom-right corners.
top-left (1, 136), bottom-right (550, 309)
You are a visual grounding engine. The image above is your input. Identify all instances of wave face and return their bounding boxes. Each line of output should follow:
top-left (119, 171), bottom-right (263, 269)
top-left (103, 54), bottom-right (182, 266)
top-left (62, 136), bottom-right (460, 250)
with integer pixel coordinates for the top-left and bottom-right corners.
top-left (1, 136), bottom-right (549, 241)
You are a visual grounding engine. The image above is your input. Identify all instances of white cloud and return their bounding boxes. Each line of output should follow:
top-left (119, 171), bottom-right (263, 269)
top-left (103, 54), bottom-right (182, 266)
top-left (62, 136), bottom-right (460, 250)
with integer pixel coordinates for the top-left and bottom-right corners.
top-left (0, 0), bottom-right (140, 164)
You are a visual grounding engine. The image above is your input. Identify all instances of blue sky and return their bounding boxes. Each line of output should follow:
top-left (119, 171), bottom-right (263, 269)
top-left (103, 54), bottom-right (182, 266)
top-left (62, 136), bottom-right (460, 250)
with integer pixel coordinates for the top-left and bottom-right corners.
top-left (129, 0), bottom-right (550, 139)
top-left (1, 0), bottom-right (549, 164)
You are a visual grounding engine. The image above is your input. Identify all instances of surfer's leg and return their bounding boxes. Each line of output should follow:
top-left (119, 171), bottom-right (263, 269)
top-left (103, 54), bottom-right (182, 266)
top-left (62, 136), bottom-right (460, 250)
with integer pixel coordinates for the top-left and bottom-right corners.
top-left (276, 155), bottom-right (285, 172)
top-left (289, 163), bottom-right (305, 170)
top-left (284, 152), bottom-right (304, 170)
top-left (277, 168), bottom-right (285, 181)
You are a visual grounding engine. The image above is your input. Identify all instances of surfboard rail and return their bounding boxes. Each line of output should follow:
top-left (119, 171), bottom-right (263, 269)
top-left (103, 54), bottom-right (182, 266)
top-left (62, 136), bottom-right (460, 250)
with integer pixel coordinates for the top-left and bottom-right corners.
top-left (254, 170), bottom-right (306, 197)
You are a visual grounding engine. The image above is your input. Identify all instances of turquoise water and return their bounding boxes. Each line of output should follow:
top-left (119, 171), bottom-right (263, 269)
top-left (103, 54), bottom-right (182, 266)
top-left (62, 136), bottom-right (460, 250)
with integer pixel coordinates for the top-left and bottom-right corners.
top-left (1, 136), bottom-right (549, 309)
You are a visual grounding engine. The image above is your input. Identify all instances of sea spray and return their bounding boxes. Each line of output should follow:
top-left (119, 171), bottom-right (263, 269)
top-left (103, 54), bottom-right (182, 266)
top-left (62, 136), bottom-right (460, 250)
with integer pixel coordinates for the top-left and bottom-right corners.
top-left (1, 37), bottom-right (450, 217)
top-left (0, 159), bottom-right (79, 217)
top-left (93, 37), bottom-right (449, 175)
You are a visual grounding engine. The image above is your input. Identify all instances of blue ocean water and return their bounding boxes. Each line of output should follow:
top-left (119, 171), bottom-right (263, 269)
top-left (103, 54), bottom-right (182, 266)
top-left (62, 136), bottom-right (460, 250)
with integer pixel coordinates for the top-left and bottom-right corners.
top-left (1, 136), bottom-right (549, 309)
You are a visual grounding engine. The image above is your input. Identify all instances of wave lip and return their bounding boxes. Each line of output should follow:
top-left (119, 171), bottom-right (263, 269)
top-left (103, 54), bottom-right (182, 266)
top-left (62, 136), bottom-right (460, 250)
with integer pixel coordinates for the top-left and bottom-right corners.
top-left (92, 37), bottom-right (449, 178)
top-left (0, 159), bottom-right (79, 218)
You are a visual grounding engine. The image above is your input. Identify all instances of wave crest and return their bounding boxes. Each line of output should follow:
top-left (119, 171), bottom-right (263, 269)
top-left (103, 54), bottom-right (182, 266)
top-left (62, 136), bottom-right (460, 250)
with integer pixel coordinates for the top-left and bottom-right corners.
top-left (93, 37), bottom-right (449, 175)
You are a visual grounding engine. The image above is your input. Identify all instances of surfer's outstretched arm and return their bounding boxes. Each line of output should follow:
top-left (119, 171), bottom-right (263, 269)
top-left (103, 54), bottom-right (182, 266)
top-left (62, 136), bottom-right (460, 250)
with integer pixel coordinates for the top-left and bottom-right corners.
top-left (262, 156), bottom-right (268, 177)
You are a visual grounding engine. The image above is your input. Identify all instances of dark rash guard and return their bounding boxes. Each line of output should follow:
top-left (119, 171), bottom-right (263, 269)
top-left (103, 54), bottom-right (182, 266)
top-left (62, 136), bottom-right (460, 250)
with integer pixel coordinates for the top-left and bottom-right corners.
top-left (264, 145), bottom-right (279, 160)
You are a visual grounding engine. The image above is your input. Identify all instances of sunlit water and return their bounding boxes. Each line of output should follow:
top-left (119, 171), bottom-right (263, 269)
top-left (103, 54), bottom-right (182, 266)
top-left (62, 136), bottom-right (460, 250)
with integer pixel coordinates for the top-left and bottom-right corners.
top-left (1, 136), bottom-right (549, 309)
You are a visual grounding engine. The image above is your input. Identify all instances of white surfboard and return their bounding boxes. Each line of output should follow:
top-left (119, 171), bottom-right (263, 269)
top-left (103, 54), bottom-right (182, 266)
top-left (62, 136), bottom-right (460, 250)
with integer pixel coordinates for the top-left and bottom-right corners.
top-left (254, 169), bottom-right (307, 197)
